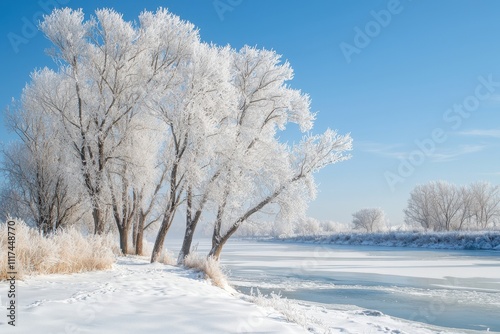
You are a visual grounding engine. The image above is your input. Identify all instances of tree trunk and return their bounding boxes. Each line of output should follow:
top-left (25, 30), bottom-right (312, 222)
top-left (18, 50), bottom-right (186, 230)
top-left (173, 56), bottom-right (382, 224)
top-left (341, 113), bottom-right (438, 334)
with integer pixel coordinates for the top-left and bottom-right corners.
top-left (92, 206), bottom-right (105, 235)
top-left (39, 217), bottom-right (50, 236)
top-left (208, 185), bottom-right (285, 261)
top-left (135, 213), bottom-right (146, 256)
top-left (118, 224), bottom-right (129, 255)
top-left (151, 214), bottom-right (173, 263)
top-left (178, 188), bottom-right (201, 264)
top-left (132, 219), bottom-right (138, 249)
top-left (178, 224), bottom-right (195, 264)
top-left (209, 207), bottom-right (227, 261)
top-left (208, 239), bottom-right (226, 261)
top-left (136, 227), bottom-right (144, 256)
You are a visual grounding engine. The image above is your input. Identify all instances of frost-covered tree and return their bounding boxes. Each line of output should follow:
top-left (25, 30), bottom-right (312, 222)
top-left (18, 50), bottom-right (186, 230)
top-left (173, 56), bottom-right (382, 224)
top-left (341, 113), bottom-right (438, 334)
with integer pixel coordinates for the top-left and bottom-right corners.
top-left (1, 100), bottom-right (85, 234)
top-left (0, 186), bottom-right (31, 223)
top-left (205, 47), bottom-right (352, 260)
top-left (106, 115), bottom-right (164, 254)
top-left (404, 183), bottom-right (437, 230)
top-left (469, 182), bottom-right (500, 229)
top-left (38, 10), bottom-right (107, 234)
top-left (432, 181), bottom-right (462, 231)
top-left (38, 8), bottom-right (191, 235)
top-left (175, 44), bottom-right (235, 264)
top-left (404, 181), bottom-right (500, 231)
top-left (5, 7), bottom-right (352, 260)
top-left (352, 208), bottom-right (387, 233)
top-left (456, 185), bottom-right (473, 231)
top-left (136, 8), bottom-right (199, 257)
top-left (147, 41), bottom-right (222, 262)
top-left (133, 161), bottom-right (168, 256)
top-left (405, 182), bottom-right (460, 231)
top-left (147, 40), bottom-right (233, 263)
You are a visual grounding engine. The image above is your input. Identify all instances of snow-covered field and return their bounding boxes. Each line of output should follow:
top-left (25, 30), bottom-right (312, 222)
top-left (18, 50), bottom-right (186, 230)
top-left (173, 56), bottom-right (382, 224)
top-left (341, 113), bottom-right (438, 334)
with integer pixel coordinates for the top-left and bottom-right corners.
top-left (0, 257), bottom-right (305, 333)
top-left (275, 231), bottom-right (500, 250)
top-left (0, 254), bottom-right (487, 334)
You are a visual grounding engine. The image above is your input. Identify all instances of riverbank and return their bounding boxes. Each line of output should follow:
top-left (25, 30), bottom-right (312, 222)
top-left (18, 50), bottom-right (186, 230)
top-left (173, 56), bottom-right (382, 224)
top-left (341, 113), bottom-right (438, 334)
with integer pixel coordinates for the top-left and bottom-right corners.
top-left (0, 256), bottom-right (484, 333)
top-left (272, 230), bottom-right (500, 250)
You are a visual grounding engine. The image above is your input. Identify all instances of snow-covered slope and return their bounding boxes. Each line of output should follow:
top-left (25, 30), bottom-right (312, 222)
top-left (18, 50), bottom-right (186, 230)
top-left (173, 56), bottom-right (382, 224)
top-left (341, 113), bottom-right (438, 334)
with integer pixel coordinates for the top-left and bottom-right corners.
top-left (0, 257), bottom-right (482, 333)
top-left (1, 257), bottom-right (305, 333)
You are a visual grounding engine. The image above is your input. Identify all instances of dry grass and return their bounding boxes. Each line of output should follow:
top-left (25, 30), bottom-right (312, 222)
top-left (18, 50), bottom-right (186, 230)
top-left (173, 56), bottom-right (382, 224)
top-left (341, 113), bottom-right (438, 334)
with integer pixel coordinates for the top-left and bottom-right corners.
top-left (136, 239), bottom-right (154, 257)
top-left (0, 219), bottom-right (116, 280)
top-left (157, 249), bottom-right (177, 266)
top-left (249, 288), bottom-right (327, 331)
top-left (183, 252), bottom-right (230, 289)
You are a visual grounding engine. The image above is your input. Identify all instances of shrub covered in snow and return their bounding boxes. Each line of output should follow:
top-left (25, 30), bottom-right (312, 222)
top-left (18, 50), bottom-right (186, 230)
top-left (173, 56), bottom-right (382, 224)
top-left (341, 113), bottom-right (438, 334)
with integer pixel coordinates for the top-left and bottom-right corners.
top-left (277, 231), bottom-right (500, 251)
top-left (235, 218), bottom-right (350, 238)
top-left (157, 249), bottom-right (177, 266)
top-left (183, 252), bottom-right (230, 289)
top-left (249, 288), bottom-right (328, 332)
top-left (0, 219), bottom-right (116, 280)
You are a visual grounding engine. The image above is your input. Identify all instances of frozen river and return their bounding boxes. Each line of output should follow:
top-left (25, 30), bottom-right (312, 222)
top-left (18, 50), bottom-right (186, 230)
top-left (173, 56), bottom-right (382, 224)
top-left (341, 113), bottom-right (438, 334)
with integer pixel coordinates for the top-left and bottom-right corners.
top-left (212, 240), bottom-right (500, 332)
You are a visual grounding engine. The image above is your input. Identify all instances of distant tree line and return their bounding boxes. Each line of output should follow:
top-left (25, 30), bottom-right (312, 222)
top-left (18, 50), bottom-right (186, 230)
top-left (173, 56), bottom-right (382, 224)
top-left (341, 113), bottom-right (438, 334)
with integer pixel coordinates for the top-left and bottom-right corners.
top-left (404, 181), bottom-right (500, 231)
top-left (349, 182), bottom-right (499, 234)
top-left (239, 179), bottom-right (500, 237)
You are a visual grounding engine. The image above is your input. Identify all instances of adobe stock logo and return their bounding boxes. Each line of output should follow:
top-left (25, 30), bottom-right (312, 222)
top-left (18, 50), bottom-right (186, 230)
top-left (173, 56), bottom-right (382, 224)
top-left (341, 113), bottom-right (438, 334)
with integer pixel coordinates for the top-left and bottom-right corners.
top-left (7, 0), bottom-right (70, 54)
top-left (339, 0), bottom-right (409, 64)
top-left (213, 0), bottom-right (243, 21)
top-left (384, 74), bottom-right (500, 192)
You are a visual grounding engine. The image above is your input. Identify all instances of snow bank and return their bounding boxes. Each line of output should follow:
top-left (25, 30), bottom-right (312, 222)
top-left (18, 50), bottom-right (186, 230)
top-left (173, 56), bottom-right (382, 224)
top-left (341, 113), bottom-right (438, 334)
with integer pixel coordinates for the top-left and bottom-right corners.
top-left (0, 257), bottom-right (305, 333)
top-left (0, 256), bottom-right (473, 333)
top-left (276, 231), bottom-right (500, 250)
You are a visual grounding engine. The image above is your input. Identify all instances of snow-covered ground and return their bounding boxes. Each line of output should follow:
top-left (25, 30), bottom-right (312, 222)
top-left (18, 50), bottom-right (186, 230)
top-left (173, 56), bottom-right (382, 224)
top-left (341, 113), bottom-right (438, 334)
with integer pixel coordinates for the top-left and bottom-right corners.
top-left (275, 231), bottom-right (500, 250)
top-left (0, 257), bottom-right (305, 333)
top-left (1, 254), bottom-right (493, 333)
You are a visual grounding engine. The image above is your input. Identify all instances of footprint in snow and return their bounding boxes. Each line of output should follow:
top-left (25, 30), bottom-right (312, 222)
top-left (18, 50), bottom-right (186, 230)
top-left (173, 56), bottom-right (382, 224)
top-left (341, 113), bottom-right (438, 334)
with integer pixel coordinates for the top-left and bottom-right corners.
top-left (26, 299), bottom-right (46, 308)
top-left (357, 310), bottom-right (384, 317)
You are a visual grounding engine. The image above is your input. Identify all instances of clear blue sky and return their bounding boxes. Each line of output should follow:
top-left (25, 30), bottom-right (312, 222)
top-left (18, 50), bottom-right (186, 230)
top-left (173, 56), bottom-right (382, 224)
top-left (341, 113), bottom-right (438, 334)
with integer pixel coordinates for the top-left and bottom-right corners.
top-left (1, 0), bottom-right (500, 226)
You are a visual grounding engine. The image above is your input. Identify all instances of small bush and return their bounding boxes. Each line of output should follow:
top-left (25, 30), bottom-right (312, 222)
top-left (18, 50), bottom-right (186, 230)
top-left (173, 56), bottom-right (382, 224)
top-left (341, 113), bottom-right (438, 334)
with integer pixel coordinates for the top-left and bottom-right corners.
top-left (140, 239), bottom-right (154, 257)
top-left (0, 219), bottom-right (116, 280)
top-left (250, 288), bottom-right (324, 331)
top-left (157, 249), bottom-right (177, 266)
top-left (183, 252), bottom-right (230, 289)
